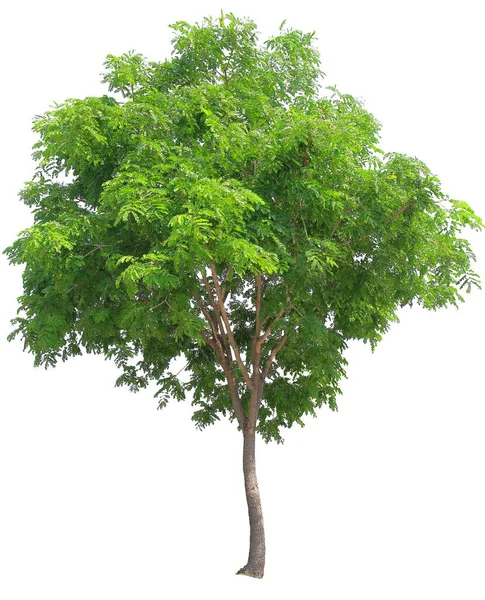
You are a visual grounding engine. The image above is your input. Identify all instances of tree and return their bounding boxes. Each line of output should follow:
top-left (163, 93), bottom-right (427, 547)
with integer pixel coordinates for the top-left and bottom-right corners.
top-left (3, 13), bottom-right (482, 579)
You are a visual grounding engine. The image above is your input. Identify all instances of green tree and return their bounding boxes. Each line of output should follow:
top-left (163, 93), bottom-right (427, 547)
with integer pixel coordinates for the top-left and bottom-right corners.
top-left (4, 13), bottom-right (482, 578)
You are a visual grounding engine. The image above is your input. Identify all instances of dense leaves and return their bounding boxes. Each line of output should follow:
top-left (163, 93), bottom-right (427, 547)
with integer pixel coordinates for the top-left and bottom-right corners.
top-left (5, 13), bottom-right (482, 442)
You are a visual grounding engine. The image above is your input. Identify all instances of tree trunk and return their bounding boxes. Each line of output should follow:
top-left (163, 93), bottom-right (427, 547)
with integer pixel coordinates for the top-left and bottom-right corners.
top-left (237, 427), bottom-right (265, 578)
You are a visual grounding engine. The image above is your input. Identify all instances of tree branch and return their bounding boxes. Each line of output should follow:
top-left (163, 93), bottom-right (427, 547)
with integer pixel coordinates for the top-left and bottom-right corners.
top-left (194, 293), bottom-right (226, 360)
top-left (149, 297), bottom-right (172, 312)
top-left (197, 300), bottom-right (246, 429)
top-left (262, 334), bottom-right (288, 379)
top-left (80, 244), bottom-right (109, 260)
top-left (200, 272), bottom-right (232, 358)
top-left (248, 274), bottom-right (266, 431)
top-left (258, 306), bottom-right (285, 346)
top-left (221, 264), bottom-right (233, 303)
top-left (210, 262), bottom-right (254, 389)
top-left (255, 275), bottom-right (262, 337)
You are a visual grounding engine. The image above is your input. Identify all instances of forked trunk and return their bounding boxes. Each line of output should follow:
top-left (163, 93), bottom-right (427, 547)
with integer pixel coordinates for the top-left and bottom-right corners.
top-left (237, 428), bottom-right (265, 578)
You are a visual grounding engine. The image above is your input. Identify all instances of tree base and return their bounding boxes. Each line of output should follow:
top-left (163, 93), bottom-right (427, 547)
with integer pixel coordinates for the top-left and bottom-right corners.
top-left (236, 565), bottom-right (264, 579)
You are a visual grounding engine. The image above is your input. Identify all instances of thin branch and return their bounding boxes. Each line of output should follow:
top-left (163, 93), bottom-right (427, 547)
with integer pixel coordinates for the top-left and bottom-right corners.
top-left (200, 320), bottom-right (246, 429)
top-left (210, 262), bottom-right (253, 389)
top-left (193, 293), bottom-right (228, 364)
top-left (389, 201), bottom-right (414, 221)
top-left (261, 315), bottom-right (271, 328)
top-left (195, 278), bottom-right (247, 435)
top-left (193, 293), bottom-right (221, 347)
top-left (221, 264), bottom-right (233, 303)
top-left (174, 362), bottom-right (188, 378)
top-left (149, 298), bottom-right (172, 311)
top-left (301, 216), bottom-right (309, 238)
top-left (80, 244), bottom-right (108, 260)
top-left (195, 287), bottom-right (246, 427)
top-left (258, 292), bottom-right (291, 345)
top-left (258, 306), bottom-right (285, 346)
top-left (255, 275), bottom-right (262, 337)
top-left (200, 330), bottom-right (219, 356)
top-left (200, 272), bottom-right (232, 357)
top-left (200, 330), bottom-right (214, 345)
top-left (262, 334), bottom-right (288, 379)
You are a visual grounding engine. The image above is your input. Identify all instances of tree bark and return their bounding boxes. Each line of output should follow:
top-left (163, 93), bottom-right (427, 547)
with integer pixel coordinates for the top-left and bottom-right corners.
top-left (237, 427), bottom-right (266, 578)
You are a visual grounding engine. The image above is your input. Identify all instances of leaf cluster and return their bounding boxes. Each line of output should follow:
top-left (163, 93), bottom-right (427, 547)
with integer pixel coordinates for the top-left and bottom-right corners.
top-left (4, 13), bottom-right (482, 441)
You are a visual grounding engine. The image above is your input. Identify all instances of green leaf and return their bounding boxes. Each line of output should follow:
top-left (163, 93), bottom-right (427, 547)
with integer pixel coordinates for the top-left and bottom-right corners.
top-left (4, 12), bottom-right (481, 447)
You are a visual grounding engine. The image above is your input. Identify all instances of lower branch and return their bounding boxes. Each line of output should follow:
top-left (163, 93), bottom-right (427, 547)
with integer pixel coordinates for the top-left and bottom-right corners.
top-left (262, 333), bottom-right (287, 379)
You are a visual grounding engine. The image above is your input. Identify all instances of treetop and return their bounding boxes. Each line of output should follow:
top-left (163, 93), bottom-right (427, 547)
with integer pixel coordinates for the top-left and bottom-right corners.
top-left (4, 13), bottom-right (482, 442)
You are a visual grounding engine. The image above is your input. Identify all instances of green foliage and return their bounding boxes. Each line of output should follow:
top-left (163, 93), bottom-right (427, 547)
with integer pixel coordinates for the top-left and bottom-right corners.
top-left (4, 13), bottom-right (482, 442)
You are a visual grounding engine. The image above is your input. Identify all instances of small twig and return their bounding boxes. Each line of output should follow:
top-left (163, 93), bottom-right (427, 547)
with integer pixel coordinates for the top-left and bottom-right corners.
top-left (262, 334), bottom-right (288, 379)
top-left (149, 298), bottom-right (172, 311)
top-left (221, 264), bottom-right (233, 303)
top-left (258, 306), bottom-right (285, 345)
top-left (80, 244), bottom-right (108, 260)
top-left (174, 362), bottom-right (188, 378)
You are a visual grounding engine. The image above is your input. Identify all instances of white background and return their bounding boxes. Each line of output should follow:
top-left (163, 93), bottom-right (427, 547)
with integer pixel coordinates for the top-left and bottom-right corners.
top-left (1, 1), bottom-right (484, 598)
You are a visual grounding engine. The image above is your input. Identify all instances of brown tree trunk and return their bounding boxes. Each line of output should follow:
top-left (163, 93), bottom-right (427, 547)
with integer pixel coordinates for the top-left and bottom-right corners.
top-left (237, 427), bottom-right (266, 578)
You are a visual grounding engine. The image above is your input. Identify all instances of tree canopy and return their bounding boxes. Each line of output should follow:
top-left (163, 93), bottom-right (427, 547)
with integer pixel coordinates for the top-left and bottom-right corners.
top-left (5, 13), bottom-right (482, 444)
